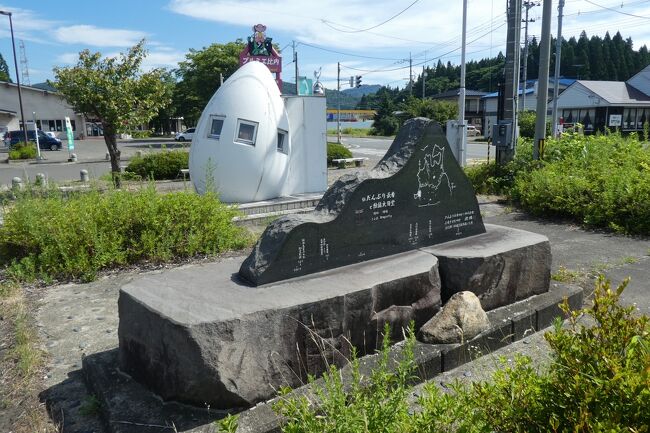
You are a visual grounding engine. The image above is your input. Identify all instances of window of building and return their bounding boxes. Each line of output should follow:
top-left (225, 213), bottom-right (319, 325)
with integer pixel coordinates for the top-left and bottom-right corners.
top-left (56, 119), bottom-right (63, 131)
top-left (624, 108), bottom-right (636, 129)
top-left (48, 120), bottom-right (56, 131)
top-left (235, 119), bottom-right (258, 146)
top-left (70, 119), bottom-right (76, 131)
top-left (277, 129), bottom-right (288, 153)
top-left (208, 116), bottom-right (225, 139)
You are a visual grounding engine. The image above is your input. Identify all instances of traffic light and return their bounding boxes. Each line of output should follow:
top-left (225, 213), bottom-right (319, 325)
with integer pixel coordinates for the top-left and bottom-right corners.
top-left (349, 76), bottom-right (354, 87)
top-left (355, 75), bottom-right (362, 88)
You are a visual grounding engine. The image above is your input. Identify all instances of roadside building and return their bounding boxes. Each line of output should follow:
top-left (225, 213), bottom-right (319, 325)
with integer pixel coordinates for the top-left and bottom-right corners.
top-left (0, 80), bottom-right (85, 140)
top-left (555, 65), bottom-right (650, 134)
top-left (429, 88), bottom-right (487, 131)
top-left (481, 78), bottom-right (575, 138)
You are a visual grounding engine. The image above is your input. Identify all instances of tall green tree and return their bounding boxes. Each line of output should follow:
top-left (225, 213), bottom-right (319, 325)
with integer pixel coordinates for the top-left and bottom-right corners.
top-left (173, 41), bottom-right (244, 126)
top-left (54, 40), bottom-right (171, 187)
top-left (0, 52), bottom-right (10, 82)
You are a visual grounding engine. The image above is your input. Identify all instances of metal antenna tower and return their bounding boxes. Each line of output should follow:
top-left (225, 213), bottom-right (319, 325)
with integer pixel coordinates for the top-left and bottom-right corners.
top-left (18, 39), bottom-right (30, 86)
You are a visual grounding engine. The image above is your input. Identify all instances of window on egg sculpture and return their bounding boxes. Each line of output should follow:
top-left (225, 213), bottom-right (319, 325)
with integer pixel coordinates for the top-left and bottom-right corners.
top-left (277, 129), bottom-right (288, 153)
top-left (209, 116), bottom-right (225, 139)
top-left (236, 119), bottom-right (258, 146)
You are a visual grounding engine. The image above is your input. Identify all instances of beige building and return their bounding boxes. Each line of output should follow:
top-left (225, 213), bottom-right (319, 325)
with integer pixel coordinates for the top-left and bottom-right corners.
top-left (0, 81), bottom-right (85, 139)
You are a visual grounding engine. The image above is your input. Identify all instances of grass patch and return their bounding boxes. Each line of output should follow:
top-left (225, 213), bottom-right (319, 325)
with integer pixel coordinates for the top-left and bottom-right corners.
top-left (0, 185), bottom-right (251, 282)
top-left (327, 127), bottom-right (372, 137)
top-left (551, 265), bottom-right (582, 283)
top-left (0, 281), bottom-right (52, 432)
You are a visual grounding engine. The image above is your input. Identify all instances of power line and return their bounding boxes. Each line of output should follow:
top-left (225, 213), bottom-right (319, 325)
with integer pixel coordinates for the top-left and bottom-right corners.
top-left (321, 0), bottom-right (420, 33)
top-left (582, 0), bottom-right (650, 18)
top-left (339, 22), bottom-right (507, 76)
top-left (296, 41), bottom-right (407, 61)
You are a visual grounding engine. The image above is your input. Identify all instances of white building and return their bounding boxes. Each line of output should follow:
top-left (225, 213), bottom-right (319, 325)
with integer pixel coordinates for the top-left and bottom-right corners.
top-left (555, 65), bottom-right (650, 134)
top-left (0, 81), bottom-right (85, 139)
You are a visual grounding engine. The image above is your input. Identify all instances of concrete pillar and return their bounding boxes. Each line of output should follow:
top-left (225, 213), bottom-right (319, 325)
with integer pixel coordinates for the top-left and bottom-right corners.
top-left (80, 169), bottom-right (89, 183)
top-left (11, 176), bottom-right (23, 190)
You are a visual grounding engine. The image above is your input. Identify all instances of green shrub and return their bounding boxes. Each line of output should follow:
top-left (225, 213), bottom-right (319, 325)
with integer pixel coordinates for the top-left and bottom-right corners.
top-left (274, 277), bottom-right (649, 433)
top-left (327, 142), bottom-right (353, 166)
top-left (129, 129), bottom-right (152, 139)
top-left (0, 186), bottom-right (251, 281)
top-left (512, 132), bottom-right (650, 234)
top-left (469, 276), bottom-right (650, 432)
top-left (8, 142), bottom-right (38, 160)
top-left (125, 150), bottom-right (189, 180)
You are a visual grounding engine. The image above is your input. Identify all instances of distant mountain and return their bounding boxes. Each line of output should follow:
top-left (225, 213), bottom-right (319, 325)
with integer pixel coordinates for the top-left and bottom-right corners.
top-left (342, 84), bottom-right (381, 98)
top-left (282, 81), bottom-right (381, 109)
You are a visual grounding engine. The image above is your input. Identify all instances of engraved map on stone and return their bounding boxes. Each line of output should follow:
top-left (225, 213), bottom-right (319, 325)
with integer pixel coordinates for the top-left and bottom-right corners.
top-left (413, 144), bottom-right (455, 206)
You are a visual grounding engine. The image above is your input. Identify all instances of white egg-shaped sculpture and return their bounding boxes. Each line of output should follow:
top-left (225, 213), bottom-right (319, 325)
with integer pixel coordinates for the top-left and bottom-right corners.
top-left (189, 61), bottom-right (290, 202)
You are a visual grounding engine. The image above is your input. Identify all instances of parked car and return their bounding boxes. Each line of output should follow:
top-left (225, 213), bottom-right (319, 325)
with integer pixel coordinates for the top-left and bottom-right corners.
top-left (466, 125), bottom-right (482, 137)
top-left (44, 131), bottom-right (58, 139)
top-left (175, 128), bottom-right (195, 142)
top-left (5, 130), bottom-right (63, 150)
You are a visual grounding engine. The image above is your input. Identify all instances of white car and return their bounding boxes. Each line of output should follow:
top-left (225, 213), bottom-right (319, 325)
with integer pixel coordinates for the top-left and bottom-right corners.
top-left (44, 131), bottom-right (58, 139)
top-left (466, 125), bottom-right (482, 137)
top-left (175, 128), bottom-right (195, 142)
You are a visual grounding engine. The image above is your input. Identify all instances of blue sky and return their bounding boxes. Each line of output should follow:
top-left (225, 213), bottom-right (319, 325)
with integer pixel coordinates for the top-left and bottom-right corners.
top-left (2, 0), bottom-right (650, 91)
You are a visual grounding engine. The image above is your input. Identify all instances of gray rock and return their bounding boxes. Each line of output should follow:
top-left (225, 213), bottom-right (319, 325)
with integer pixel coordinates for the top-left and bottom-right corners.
top-left (422, 224), bottom-right (551, 311)
top-left (418, 291), bottom-right (490, 343)
top-left (119, 251), bottom-right (441, 409)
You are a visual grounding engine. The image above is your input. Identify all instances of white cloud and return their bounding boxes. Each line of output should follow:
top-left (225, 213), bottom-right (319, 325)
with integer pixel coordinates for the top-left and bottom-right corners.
top-left (0, 3), bottom-right (60, 43)
top-left (55, 52), bottom-right (81, 65)
top-left (53, 25), bottom-right (148, 47)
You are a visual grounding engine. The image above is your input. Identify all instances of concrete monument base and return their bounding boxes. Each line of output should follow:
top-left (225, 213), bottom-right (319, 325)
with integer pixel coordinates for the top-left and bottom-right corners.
top-left (118, 224), bottom-right (551, 409)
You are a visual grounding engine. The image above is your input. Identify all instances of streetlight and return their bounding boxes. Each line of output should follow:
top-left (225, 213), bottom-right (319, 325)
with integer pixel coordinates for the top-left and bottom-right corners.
top-left (0, 10), bottom-right (28, 146)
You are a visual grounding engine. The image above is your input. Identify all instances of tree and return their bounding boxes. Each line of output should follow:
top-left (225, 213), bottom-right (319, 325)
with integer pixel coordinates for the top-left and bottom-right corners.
top-left (0, 52), bottom-right (10, 82)
top-left (173, 41), bottom-right (244, 126)
top-left (54, 40), bottom-right (171, 187)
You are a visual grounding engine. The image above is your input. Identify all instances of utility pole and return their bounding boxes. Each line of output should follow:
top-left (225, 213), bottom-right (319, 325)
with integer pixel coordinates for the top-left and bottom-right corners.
top-left (409, 52), bottom-right (413, 95)
top-left (521, 1), bottom-right (539, 112)
top-left (534, 0), bottom-right (553, 160)
top-left (0, 11), bottom-right (28, 146)
top-left (337, 61), bottom-right (341, 144)
top-left (458, 0), bottom-right (468, 167)
top-left (422, 65), bottom-right (427, 99)
top-left (292, 40), bottom-right (298, 95)
top-left (551, 0), bottom-right (565, 138)
top-left (499, 0), bottom-right (522, 164)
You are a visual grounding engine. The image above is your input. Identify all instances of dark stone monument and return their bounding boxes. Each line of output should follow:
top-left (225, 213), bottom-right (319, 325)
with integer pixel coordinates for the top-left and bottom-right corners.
top-left (240, 118), bottom-right (486, 285)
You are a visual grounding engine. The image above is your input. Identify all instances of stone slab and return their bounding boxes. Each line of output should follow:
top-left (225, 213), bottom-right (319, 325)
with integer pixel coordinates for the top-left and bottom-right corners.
top-left (118, 250), bottom-right (442, 409)
top-left (240, 118), bottom-right (486, 286)
top-left (92, 282), bottom-right (583, 433)
top-left (422, 223), bottom-right (552, 311)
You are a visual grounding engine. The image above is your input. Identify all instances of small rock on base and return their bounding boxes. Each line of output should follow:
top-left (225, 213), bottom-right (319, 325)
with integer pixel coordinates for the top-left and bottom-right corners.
top-left (418, 291), bottom-right (490, 343)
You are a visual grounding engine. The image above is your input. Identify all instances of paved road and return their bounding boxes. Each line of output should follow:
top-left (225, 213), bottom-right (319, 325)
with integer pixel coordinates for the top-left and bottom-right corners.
top-left (0, 138), bottom-right (185, 186)
top-left (340, 136), bottom-right (493, 166)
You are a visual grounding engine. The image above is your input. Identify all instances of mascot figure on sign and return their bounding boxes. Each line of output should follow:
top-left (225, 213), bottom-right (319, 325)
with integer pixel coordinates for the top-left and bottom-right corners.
top-left (248, 24), bottom-right (273, 56)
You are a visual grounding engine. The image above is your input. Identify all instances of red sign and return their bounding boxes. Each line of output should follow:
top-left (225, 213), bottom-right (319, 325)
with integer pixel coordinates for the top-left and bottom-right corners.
top-left (239, 54), bottom-right (281, 72)
top-left (239, 24), bottom-right (282, 90)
